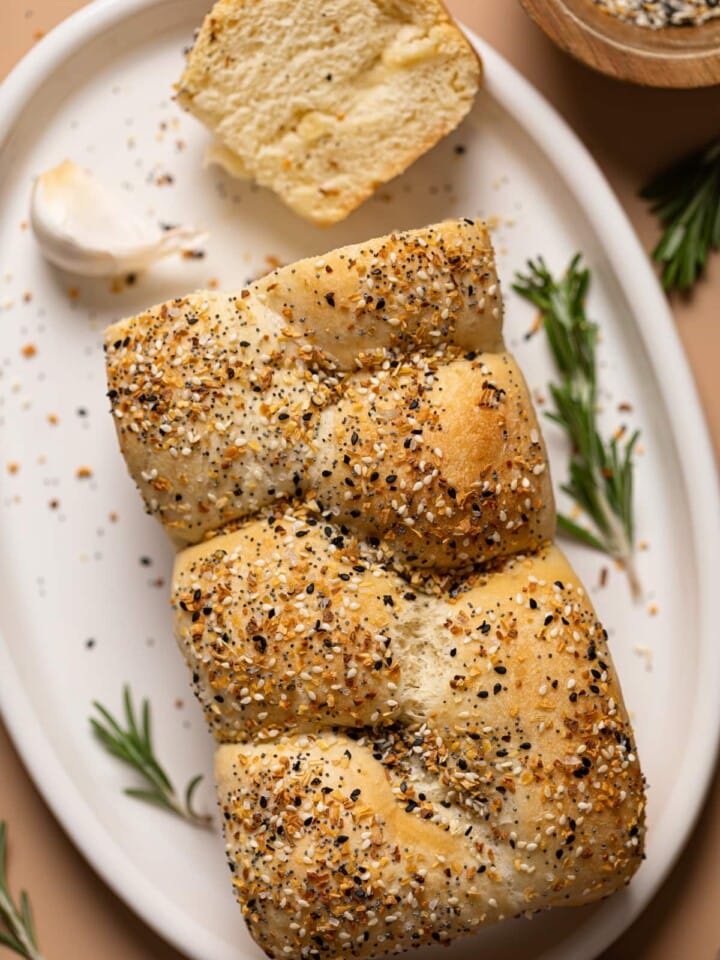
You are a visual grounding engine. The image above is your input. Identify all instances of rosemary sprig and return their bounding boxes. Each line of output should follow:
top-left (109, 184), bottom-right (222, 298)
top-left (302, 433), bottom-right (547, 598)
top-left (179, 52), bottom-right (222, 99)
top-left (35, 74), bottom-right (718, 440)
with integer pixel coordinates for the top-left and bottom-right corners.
top-left (513, 255), bottom-right (641, 598)
top-left (0, 823), bottom-right (44, 960)
top-left (90, 686), bottom-right (212, 829)
top-left (641, 136), bottom-right (720, 292)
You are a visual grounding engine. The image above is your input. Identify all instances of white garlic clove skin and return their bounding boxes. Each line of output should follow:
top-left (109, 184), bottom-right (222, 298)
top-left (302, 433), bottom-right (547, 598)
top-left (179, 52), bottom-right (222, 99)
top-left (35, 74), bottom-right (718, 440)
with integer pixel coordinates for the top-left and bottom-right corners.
top-left (30, 160), bottom-right (207, 277)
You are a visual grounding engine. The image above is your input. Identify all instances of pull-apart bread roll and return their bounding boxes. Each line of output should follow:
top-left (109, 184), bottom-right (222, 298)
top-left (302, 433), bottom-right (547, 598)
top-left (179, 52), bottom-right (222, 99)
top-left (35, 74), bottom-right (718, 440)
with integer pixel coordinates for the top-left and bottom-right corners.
top-left (175, 0), bottom-right (481, 225)
top-left (106, 221), bottom-right (554, 570)
top-left (106, 219), bottom-right (645, 960)
top-left (172, 509), bottom-right (645, 957)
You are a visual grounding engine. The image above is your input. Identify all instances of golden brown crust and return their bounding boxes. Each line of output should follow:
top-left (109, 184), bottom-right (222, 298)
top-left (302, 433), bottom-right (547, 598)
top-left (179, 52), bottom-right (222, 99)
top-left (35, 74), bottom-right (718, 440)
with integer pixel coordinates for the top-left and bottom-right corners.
top-left (253, 220), bottom-right (503, 363)
top-left (311, 354), bottom-right (554, 569)
top-left (105, 220), bottom-right (550, 572)
top-left (172, 509), bottom-right (402, 741)
top-left (216, 737), bottom-right (507, 956)
top-left (202, 523), bottom-right (645, 958)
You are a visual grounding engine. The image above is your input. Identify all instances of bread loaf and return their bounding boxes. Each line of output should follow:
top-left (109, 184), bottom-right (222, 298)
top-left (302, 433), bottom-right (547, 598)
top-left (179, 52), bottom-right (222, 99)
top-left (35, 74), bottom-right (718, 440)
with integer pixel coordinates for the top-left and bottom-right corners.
top-left (176, 0), bottom-right (481, 225)
top-left (105, 219), bottom-right (646, 960)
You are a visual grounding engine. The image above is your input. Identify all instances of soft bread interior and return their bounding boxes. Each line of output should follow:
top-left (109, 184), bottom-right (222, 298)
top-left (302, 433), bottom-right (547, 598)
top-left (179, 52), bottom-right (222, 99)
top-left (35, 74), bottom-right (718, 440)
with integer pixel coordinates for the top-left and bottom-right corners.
top-left (176, 0), bottom-right (481, 224)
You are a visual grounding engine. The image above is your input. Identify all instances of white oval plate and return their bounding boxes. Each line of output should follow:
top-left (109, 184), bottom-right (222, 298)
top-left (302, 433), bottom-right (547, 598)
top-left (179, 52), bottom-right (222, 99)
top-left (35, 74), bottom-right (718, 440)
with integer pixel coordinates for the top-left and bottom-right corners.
top-left (0, 2), bottom-right (718, 959)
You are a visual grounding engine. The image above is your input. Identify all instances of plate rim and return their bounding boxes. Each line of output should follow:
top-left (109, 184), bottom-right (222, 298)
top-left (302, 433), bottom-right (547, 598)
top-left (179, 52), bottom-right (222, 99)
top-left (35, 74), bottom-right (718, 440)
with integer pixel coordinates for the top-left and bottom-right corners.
top-left (1, 2), bottom-right (719, 959)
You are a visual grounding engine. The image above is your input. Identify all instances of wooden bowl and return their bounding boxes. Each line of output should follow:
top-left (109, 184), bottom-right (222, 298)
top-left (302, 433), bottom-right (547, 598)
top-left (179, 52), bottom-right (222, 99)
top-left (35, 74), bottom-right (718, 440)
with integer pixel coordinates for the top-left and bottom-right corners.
top-left (518, 0), bottom-right (720, 87)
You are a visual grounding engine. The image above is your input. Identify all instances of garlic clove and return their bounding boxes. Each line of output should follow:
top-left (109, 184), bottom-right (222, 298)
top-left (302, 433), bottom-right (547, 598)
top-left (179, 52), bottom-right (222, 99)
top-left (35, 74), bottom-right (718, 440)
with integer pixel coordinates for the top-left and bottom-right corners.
top-left (30, 160), bottom-right (207, 277)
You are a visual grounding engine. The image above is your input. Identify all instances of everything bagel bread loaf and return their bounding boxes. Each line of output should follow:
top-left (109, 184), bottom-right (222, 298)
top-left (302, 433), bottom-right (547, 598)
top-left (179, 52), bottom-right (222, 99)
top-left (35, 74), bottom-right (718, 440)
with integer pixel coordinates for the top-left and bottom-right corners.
top-left (175, 0), bottom-right (481, 225)
top-left (105, 219), bottom-right (645, 960)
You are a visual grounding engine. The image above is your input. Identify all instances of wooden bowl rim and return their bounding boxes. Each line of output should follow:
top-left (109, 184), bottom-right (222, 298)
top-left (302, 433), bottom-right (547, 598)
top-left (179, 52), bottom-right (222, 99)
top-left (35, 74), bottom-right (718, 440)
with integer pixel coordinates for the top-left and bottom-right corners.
top-left (519, 0), bottom-right (720, 88)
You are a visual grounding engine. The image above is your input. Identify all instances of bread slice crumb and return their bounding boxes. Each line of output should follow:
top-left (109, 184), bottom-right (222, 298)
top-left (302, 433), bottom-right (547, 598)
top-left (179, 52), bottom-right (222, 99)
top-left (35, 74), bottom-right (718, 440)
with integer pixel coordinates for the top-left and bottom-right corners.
top-left (177, 0), bottom-right (481, 225)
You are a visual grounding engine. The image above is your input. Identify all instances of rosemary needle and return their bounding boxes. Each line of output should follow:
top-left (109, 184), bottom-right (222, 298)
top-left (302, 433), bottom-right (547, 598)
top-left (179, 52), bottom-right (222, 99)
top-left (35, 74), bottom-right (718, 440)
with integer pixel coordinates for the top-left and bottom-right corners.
top-left (513, 255), bottom-right (642, 598)
top-left (641, 136), bottom-right (720, 293)
top-left (90, 685), bottom-right (212, 829)
top-left (0, 823), bottom-right (44, 960)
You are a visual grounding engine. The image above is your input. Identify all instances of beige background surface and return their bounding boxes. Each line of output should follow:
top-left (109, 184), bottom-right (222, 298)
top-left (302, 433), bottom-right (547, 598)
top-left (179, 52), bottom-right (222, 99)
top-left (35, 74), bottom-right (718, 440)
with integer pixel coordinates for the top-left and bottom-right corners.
top-left (1, 1), bottom-right (719, 958)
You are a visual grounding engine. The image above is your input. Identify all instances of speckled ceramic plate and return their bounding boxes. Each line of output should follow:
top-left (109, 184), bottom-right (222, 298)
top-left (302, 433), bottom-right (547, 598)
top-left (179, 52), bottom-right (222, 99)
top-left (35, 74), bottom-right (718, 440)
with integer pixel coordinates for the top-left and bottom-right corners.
top-left (0, 2), bottom-right (718, 959)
